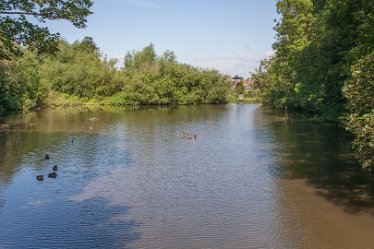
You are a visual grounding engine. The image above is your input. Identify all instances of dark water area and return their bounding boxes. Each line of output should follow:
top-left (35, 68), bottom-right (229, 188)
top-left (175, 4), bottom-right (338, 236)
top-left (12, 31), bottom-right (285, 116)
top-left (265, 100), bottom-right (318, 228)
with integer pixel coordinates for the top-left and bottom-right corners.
top-left (0, 104), bottom-right (373, 249)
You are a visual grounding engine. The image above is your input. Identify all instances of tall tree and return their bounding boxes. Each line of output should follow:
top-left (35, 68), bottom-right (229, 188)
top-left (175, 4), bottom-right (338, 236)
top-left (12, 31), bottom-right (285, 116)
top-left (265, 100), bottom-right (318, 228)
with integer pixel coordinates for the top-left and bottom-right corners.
top-left (252, 0), bottom-right (374, 168)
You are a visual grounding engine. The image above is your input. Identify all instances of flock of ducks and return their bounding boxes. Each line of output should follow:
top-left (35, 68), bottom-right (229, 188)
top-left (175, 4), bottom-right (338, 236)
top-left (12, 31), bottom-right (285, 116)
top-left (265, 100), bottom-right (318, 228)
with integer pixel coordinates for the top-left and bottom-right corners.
top-left (36, 130), bottom-right (196, 181)
top-left (36, 154), bottom-right (58, 181)
top-left (36, 138), bottom-right (74, 181)
top-left (181, 131), bottom-right (198, 140)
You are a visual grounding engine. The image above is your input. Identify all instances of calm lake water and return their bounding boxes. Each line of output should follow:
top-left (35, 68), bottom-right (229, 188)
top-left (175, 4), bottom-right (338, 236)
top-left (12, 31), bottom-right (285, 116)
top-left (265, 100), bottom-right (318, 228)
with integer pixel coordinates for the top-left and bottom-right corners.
top-left (0, 104), bottom-right (374, 249)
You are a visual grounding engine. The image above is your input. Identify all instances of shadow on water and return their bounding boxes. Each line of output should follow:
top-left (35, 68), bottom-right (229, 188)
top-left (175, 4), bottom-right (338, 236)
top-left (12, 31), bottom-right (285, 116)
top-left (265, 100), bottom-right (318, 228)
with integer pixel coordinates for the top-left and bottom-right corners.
top-left (263, 111), bottom-right (374, 215)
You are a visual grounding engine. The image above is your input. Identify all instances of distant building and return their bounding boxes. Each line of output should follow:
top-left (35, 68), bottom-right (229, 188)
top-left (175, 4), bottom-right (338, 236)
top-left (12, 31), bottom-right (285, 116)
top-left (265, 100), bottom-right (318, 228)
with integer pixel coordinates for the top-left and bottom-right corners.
top-left (230, 78), bottom-right (255, 91)
top-left (230, 78), bottom-right (242, 89)
top-left (243, 79), bottom-right (254, 90)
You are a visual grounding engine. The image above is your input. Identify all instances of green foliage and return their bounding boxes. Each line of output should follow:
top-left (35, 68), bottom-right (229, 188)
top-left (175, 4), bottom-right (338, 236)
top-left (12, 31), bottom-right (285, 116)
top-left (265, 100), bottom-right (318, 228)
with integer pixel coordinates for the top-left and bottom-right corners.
top-left (252, 0), bottom-right (374, 168)
top-left (348, 112), bottom-right (374, 169)
top-left (124, 43), bottom-right (157, 72)
top-left (344, 53), bottom-right (374, 168)
top-left (344, 53), bottom-right (374, 117)
top-left (0, 35), bottom-right (230, 110)
top-left (41, 38), bottom-right (122, 98)
top-left (0, 0), bottom-right (93, 59)
top-left (46, 91), bottom-right (89, 107)
top-left (118, 44), bottom-right (230, 105)
top-left (252, 0), bottom-right (315, 111)
top-left (103, 92), bottom-right (130, 106)
top-left (39, 40), bottom-right (230, 107)
top-left (0, 50), bottom-right (46, 110)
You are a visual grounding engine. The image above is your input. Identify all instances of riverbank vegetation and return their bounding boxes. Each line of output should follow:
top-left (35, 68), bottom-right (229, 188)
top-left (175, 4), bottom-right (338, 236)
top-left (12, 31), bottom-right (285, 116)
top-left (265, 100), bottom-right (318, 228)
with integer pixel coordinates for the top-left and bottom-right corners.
top-left (0, 40), bottom-right (231, 110)
top-left (252, 0), bottom-right (374, 168)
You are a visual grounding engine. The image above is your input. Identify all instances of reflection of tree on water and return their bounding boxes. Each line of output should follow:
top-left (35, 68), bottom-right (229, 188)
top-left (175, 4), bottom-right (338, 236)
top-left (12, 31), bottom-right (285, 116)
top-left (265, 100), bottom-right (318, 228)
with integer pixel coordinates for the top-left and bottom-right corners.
top-left (0, 186), bottom-right (4, 216)
top-left (267, 117), bottom-right (374, 215)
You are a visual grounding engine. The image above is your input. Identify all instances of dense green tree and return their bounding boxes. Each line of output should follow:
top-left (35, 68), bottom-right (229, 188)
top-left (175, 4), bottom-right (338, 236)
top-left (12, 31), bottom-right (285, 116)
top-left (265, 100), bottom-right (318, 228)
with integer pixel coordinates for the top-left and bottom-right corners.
top-left (79, 36), bottom-right (99, 53)
top-left (0, 50), bottom-right (45, 110)
top-left (252, 0), bottom-right (374, 168)
top-left (36, 40), bottom-right (230, 107)
top-left (41, 39), bottom-right (122, 98)
top-left (235, 80), bottom-right (245, 95)
top-left (161, 50), bottom-right (177, 62)
top-left (123, 43), bottom-right (157, 72)
top-left (41, 42), bottom-right (229, 106)
top-left (252, 0), bottom-right (316, 111)
top-left (121, 46), bottom-right (230, 105)
top-left (344, 53), bottom-right (374, 168)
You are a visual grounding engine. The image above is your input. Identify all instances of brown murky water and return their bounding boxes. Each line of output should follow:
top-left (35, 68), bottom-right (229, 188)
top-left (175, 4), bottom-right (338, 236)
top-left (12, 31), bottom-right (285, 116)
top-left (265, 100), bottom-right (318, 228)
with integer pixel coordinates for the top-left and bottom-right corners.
top-left (0, 104), bottom-right (373, 249)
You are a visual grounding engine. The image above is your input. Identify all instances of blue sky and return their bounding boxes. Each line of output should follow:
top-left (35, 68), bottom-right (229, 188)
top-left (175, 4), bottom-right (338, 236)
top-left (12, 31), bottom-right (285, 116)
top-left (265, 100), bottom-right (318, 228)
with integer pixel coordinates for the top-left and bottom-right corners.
top-left (47, 0), bottom-right (278, 77)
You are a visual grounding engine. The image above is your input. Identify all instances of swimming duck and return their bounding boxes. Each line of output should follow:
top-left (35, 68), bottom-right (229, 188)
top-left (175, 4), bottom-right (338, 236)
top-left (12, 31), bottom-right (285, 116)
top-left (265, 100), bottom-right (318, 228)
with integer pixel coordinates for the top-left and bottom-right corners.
top-left (182, 132), bottom-right (198, 140)
top-left (36, 175), bottom-right (44, 181)
top-left (45, 154), bottom-right (50, 160)
top-left (53, 165), bottom-right (58, 171)
top-left (48, 172), bottom-right (57, 178)
top-left (182, 131), bottom-right (191, 139)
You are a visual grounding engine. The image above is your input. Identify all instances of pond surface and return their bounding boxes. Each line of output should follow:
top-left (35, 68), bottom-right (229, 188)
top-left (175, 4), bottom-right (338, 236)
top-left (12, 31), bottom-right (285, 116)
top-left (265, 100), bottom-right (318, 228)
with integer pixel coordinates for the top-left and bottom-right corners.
top-left (0, 104), bottom-right (373, 249)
